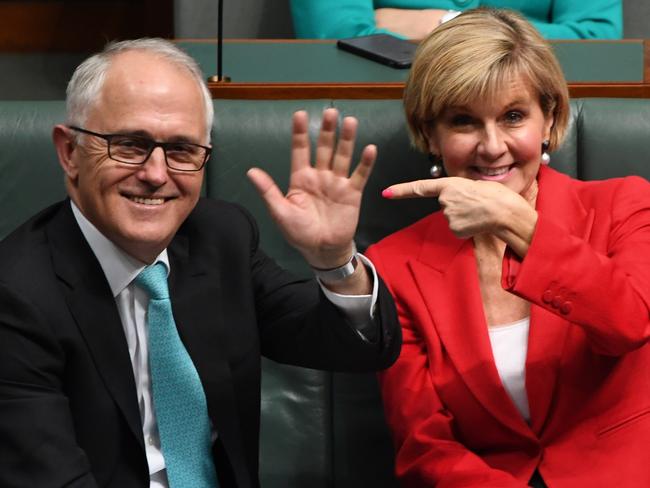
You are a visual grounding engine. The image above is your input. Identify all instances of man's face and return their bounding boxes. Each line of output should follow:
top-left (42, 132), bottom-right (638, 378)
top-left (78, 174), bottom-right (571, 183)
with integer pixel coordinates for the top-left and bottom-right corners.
top-left (64, 51), bottom-right (208, 263)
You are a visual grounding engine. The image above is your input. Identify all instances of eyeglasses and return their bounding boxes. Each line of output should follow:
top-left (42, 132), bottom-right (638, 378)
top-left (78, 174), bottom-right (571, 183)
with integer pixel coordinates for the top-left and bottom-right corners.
top-left (68, 126), bottom-right (211, 172)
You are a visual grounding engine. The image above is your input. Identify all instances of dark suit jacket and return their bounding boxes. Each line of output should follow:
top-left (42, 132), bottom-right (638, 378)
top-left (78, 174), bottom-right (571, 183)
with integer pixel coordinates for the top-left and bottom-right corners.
top-left (0, 198), bottom-right (400, 488)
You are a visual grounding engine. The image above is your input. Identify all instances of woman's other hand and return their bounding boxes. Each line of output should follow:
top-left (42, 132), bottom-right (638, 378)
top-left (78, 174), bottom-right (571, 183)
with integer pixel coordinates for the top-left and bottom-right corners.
top-left (382, 176), bottom-right (538, 256)
top-left (374, 8), bottom-right (447, 40)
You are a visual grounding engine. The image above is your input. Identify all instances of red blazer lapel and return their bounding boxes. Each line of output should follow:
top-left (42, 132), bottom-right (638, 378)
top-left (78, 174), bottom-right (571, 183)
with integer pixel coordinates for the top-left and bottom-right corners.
top-left (408, 215), bottom-right (531, 436)
top-left (520, 166), bottom-right (596, 433)
top-left (535, 165), bottom-right (593, 238)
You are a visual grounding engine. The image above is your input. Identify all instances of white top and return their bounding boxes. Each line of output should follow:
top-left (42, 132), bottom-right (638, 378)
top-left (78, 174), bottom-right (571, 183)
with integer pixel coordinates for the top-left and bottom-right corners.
top-left (70, 201), bottom-right (378, 487)
top-left (488, 317), bottom-right (531, 422)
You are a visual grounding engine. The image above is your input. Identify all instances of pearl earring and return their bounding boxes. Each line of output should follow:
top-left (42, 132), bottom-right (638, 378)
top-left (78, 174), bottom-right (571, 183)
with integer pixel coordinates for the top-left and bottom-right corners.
top-left (541, 140), bottom-right (550, 165)
top-left (428, 153), bottom-right (443, 178)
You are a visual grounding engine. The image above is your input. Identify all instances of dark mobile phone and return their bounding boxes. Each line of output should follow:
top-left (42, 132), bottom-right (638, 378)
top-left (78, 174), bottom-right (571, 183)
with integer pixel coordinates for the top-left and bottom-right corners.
top-left (336, 34), bottom-right (418, 69)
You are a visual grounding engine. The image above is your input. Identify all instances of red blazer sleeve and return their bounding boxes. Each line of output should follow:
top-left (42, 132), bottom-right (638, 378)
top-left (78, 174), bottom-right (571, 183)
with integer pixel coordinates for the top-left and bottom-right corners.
top-left (502, 176), bottom-right (650, 355)
top-left (367, 248), bottom-right (526, 488)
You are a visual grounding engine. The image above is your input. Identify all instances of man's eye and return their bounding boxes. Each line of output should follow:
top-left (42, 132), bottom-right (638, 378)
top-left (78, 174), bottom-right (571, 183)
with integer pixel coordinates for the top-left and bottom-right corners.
top-left (167, 143), bottom-right (192, 153)
top-left (113, 137), bottom-right (149, 151)
top-left (167, 143), bottom-right (200, 156)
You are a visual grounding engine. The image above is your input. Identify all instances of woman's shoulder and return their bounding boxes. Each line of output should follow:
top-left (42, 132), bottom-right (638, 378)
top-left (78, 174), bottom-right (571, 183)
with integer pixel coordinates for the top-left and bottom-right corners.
top-left (569, 172), bottom-right (650, 208)
top-left (541, 165), bottom-right (649, 203)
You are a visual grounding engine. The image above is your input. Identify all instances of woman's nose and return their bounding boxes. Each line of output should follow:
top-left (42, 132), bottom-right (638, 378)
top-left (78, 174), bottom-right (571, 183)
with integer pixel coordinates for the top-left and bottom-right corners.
top-left (477, 124), bottom-right (507, 161)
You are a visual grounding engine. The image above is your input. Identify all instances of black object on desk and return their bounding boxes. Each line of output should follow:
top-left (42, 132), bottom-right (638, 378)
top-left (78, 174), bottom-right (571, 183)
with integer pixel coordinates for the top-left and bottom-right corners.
top-left (337, 34), bottom-right (418, 69)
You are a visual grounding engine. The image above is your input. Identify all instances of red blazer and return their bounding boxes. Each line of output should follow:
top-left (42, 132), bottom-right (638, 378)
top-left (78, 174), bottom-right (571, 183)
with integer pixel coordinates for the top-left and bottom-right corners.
top-left (367, 166), bottom-right (650, 488)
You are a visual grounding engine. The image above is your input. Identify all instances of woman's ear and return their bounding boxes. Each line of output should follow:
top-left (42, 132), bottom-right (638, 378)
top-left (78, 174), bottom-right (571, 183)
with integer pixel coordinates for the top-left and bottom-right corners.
top-left (543, 114), bottom-right (554, 143)
top-left (424, 124), bottom-right (440, 155)
top-left (52, 125), bottom-right (80, 181)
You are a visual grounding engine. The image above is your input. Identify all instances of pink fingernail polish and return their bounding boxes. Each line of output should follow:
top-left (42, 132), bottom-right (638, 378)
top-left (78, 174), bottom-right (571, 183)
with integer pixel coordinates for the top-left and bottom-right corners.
top-left (382, 188), bottom-right (393, 198)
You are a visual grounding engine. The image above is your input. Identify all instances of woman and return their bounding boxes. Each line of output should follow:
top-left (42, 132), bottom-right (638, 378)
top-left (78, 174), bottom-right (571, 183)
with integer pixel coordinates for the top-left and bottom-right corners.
top-left (290, 0), bottom-right (622, 40)
top-left (366, 8), bottom-right (650, 488)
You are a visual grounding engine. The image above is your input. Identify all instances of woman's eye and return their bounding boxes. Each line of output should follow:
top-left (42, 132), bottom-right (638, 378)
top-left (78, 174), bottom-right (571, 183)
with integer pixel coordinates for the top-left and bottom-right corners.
top-left (504, 111), bottom-right (524, 124)
top-left (450, 114), bottom-right (474, 126)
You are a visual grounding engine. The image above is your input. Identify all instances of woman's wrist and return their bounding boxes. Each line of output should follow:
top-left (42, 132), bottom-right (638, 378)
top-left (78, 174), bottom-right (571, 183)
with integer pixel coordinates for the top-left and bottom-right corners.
top-left (496, 203), bottom-right (538, 257)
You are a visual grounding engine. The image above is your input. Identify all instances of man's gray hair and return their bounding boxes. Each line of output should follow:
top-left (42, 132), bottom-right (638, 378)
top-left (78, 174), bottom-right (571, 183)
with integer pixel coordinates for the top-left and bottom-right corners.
top-left (66, 38), bottom-right (214, 141)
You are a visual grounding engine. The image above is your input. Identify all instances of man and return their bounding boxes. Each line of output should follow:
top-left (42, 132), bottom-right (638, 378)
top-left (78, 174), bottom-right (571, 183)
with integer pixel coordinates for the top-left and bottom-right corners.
top-left (0, 39), bottom-right (400, 487)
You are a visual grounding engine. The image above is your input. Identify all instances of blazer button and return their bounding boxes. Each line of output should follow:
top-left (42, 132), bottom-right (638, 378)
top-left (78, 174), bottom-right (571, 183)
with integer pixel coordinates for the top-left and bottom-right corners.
top-left (552, 296), bottom-right (563, 308)
top-left (542, 290), bottom-right (553, 303)
top-left (560, 302), bottom-right (573, 315)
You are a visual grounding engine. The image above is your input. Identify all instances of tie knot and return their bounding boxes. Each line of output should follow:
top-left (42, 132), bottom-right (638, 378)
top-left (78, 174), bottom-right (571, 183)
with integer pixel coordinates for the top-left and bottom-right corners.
top-left (135, 262), bottom-right (170, 300)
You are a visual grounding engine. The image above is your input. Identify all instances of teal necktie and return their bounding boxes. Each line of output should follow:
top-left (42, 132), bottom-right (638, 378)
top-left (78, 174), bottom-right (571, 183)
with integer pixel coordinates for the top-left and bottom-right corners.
top-left (136, 262), bottom-right (218, 488)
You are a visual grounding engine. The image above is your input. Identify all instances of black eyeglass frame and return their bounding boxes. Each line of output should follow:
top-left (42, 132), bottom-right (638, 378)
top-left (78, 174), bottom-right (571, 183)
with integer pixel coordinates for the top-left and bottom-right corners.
top-left (68, 126), bottom-right (211, 172)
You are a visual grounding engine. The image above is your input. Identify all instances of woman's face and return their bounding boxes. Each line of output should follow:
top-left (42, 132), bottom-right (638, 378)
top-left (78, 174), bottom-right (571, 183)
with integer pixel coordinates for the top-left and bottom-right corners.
top-left (427, 79), bottom-right (554, 200)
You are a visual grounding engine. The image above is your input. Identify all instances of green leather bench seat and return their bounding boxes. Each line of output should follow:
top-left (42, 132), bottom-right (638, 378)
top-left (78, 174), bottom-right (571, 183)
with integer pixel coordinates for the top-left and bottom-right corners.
top-left (1, 98), bottom-right (649, 487)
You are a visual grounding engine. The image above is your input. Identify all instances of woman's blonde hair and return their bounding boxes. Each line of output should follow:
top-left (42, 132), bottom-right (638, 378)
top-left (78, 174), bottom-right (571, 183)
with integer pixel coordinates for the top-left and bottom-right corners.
top-left (404, 8), bottom-right (569, 153)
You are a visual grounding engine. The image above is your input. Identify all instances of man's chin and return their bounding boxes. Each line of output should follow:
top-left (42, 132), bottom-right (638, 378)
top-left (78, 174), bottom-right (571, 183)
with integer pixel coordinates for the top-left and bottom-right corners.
top-left (111, 227), bottom-right (176, 263)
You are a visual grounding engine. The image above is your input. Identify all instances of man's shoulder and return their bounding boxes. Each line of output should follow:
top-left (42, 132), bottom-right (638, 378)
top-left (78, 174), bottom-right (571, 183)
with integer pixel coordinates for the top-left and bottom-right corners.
top-left (0, 201), bottom-right (67, 258)
top-left (0, 200), bottom-right (70, 293)
top-left (182, 197), bottom-right (258, 236)
top-left (189, 196), bottom-right (250, 218)
top-left (170, 198), bottom-right (263, 264)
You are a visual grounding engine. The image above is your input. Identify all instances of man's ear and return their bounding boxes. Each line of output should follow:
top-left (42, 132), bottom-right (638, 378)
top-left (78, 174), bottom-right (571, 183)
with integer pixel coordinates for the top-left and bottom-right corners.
top-left (52, 125), bottom-right (80, 181)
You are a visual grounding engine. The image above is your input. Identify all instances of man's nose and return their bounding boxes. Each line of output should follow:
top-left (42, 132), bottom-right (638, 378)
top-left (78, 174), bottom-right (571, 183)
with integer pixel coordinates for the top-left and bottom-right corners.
top-left (138, 147), bottom-right (169, 185)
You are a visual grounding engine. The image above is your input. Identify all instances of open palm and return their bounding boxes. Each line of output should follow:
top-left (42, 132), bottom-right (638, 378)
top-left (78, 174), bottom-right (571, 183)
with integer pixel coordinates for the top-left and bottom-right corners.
top-left (247, 109), bottom-right (376, 268)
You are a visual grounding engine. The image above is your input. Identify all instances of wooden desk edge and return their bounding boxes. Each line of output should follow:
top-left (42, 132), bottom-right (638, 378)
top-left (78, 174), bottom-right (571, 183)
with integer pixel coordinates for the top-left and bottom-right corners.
top-left (209, 82), bottom-right (650, 100)
top-left (208, 82), bottom-right (405, 99)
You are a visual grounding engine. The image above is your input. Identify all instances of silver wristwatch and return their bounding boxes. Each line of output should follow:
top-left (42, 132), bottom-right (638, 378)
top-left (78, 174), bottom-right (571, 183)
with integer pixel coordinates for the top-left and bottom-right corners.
top-left (311, 244), bottom-right (359, 283)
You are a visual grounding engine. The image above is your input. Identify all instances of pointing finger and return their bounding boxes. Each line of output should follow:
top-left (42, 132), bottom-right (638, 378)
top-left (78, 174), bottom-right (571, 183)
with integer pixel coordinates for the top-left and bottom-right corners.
top-left (382, 178), bottom-right (449, 199)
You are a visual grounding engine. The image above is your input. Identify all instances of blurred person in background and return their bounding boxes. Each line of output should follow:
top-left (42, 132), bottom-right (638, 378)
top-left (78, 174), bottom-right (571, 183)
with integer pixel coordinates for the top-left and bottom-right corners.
top-left (291, 0), bottom-right (622, 40)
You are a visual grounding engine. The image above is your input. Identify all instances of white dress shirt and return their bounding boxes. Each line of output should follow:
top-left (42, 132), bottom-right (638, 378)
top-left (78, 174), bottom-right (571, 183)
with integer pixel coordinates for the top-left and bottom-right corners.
top-left (70, 201), bottom-right (378, 487)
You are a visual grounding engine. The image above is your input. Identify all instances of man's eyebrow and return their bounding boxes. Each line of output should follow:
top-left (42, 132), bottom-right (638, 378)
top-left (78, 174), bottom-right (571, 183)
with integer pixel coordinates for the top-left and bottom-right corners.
top-left (112, 129), bottom-right (199, 144)
top-left (108, 129), bottom-right (153, 139)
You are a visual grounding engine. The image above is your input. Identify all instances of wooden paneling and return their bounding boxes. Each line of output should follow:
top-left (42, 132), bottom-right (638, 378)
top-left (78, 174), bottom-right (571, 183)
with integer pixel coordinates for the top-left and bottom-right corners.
top-left (644, 40), bottom-right (650, 83)
top-left (0, 0), bottom-right (173, 52)
top-left (208, 82), bottom-right (405, 99)
top-left (207, 40), bottom-right (650, 99)
top-left (208, 82), bottom-right (650, 100)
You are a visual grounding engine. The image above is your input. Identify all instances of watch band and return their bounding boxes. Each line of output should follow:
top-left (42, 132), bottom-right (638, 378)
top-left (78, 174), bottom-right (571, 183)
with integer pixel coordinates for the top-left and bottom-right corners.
top-left (311, 244), bottom-right (359, 283)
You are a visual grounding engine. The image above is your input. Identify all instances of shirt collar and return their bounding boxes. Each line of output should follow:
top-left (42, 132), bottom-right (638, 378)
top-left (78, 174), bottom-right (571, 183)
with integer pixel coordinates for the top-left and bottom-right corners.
top-left (70, 201), bottom-right (170, 298)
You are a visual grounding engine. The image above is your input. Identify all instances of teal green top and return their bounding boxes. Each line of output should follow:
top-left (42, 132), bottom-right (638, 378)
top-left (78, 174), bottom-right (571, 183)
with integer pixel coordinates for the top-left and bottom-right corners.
top-left (290, 0), bottom-right (622, 40)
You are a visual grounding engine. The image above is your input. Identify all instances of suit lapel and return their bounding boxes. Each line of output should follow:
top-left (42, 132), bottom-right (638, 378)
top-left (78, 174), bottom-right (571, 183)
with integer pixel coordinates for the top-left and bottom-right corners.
top-left (525, 166), bottom-right (595, 432)
top-left (409, 217), bottom-right (530, 435)
top-left (46, 203), bottom-right (143, 448)
top-left (168, 233), bottom-right (251, 486)
top-left (48, 203), bottom-right (250, 484)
